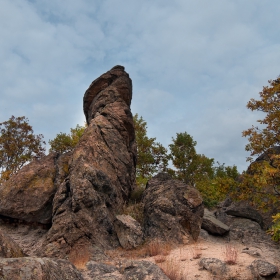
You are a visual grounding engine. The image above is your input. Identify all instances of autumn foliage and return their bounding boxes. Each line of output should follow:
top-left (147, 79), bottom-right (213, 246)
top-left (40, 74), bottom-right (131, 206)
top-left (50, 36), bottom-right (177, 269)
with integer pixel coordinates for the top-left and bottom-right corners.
top-left (0, 116), bottom-right (45, 181)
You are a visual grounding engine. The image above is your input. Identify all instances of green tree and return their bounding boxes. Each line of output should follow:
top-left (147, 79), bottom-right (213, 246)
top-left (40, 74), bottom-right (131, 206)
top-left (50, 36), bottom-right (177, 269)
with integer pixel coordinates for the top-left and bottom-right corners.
top-left (134, 114), bottom-right (169, 186)
top-left (202, 162), bottom-right (240, 208)
top-left (169, 132), bottom-right (214, 185)
top-left (169, 132), bottom-right (240, 208)
top-left (0, 116), bottom-right (45, 181)
top-left (49, 124), bottom-right (86, 154)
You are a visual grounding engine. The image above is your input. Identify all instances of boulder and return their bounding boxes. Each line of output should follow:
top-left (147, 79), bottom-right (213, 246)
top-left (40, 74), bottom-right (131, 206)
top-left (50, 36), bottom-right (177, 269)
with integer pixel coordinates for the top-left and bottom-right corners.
top-left (84, 260), bottom-right (169, 280)
top-left (202, 209), bottom-right (230, 235)
top-left (44, 66), bottom-right (136, 257)
top-left (83, 261), bottom-right (123, 279)
top-left (225, 201), bottom-right (264, 228)
top-left (114, 214), bottom-right (144, 249)
top-left (249, 259), bottom-right (278, 279)
top-left (143, 173), bottom-right (204, 243)
top-left (0, 152), bottom-right (68, 224)
top-left (228, 218), bottom-right (276, 248)
top-left (199, 258), bottom-right (228, 277)
top-left (120, 260), bottom-right (170, 280)
top-left (0, 229), bottom-right (25, 258)
top-left (0, 257), bottom-right (84, 280)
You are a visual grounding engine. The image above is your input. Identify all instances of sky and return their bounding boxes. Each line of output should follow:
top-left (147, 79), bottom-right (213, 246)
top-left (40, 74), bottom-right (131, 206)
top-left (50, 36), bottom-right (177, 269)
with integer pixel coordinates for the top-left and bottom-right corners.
top-left (1, 0), bottom-right (280, 172)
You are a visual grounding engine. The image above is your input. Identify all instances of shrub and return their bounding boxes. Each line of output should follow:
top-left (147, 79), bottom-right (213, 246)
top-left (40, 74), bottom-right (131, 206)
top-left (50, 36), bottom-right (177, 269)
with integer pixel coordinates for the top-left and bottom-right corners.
top-left (130, 184), bottom-right (145, 203)
top-left (267, 213), bottom-right (280, 242)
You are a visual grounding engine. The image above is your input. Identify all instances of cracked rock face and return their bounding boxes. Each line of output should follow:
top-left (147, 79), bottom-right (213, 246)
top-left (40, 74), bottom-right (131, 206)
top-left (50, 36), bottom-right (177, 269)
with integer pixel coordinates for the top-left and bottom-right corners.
top-left (143, 173), bottom-right (204, 243)
top-left (44, 66), bottom-right (137, 257)
top-left (0, 152), bottom-right (71, 224)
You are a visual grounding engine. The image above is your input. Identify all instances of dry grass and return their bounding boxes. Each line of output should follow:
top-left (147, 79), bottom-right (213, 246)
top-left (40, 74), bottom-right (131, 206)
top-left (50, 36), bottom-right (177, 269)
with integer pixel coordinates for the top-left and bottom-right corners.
top-left (191, 244), bottom-right (202, 259)
top-left (224, 244), bottom-right (238, 265)
top-left (68, 243), bottom-right (91, 269)
top-left (154, 254), bottom-right (167, 263)
top-left (120, 202), bottom-right (144, 225)
top-left (146, 239), bottom-right (172, 257)
top-left (159, 259), bottom-right (187, 280)
top-left (105, 239), bottom-right (172, 261)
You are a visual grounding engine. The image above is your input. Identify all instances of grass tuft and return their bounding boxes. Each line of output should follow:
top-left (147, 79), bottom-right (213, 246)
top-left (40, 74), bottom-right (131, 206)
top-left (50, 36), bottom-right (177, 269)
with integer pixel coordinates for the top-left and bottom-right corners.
top-left (224, 244), bottom-right (238, 265)
top-left (146, 239), bottom-right (172, 257)
top-left (159, 259), bottom-right (187, 280)
top-left (68, 243), bottom-right (91, 269)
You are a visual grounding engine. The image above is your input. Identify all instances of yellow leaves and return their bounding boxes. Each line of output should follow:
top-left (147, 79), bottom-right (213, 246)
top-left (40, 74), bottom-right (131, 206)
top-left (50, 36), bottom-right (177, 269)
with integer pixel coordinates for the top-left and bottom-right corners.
top-left (267, 213), bottom-right (280, 242)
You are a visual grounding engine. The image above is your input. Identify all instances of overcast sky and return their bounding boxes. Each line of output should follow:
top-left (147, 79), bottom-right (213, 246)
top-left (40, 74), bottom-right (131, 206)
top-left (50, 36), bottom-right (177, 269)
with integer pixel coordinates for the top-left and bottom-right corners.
top-left (1, 0), bottom-right (280, 172)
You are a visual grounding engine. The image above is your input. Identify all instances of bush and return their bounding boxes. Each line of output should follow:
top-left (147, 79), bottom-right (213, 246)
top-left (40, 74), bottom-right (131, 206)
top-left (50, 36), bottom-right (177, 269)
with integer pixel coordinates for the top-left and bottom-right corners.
top-left (267, 213), bottom-right (280, 242)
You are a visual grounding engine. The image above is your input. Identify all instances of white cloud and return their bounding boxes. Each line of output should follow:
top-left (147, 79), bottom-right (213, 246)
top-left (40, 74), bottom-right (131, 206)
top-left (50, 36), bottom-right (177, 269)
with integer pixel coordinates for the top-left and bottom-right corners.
top-left (0, 0), bottom-right (280, 171)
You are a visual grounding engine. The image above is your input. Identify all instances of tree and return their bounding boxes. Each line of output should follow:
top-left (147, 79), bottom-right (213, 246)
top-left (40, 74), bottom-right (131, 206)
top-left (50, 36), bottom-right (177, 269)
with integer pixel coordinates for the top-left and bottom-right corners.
top-left (49, 124), bottom-right (86, 154)
top-left (241, 77), bottom-right (280, 210)
top-left (0, 116), bottom-right (45, 181)
top-left (241, 77), bottom-right (280, 241)
top-left (169, 132), bottom-right (214, 185)
top-left (134, 114), bottom-right (169, 186)
top-left (169, 132), bottom-right (240, 208)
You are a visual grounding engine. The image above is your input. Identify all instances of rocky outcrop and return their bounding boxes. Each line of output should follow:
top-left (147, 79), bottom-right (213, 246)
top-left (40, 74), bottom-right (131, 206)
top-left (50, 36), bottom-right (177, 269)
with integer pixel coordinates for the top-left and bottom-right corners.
top-left (249, 259), bottom-right (278, 279)
top-left (0, 257), bottom-right (84, 280)
top-left (0, 229), bottom-right (25, 258)
top-left (0, 152), bottom-right (71, 224)
top-left (44, 66), bottom-right (136, 257)
top-left (114, 214), bottom-right (144, 249)
top-left (143, 173), bottom-right (204, 243)
top-left (202, 209), bottom-right (230, 235)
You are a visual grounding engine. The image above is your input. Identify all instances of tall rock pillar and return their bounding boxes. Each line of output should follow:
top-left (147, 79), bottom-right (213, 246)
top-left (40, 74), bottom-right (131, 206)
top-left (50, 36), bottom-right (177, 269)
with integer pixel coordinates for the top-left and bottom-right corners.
top-left (45, 66), bottom-right (136, 257)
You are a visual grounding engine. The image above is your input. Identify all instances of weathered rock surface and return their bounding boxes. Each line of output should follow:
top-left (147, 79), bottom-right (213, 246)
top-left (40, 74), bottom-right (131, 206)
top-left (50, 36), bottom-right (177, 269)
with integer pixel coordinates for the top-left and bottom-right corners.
top-left (242, 247), bottom-right (262, 258)
top-left (83, 261), bottom-right (123, 279)
top-left (83, 260), bottom-right (169, 280)
top-left (249, 259), bottom-right (278, 279)
top-left (230, 218), bottom-right (275, 247)
top-left (120, 260), bottom-right (169, 280)
top-left (114, 214), bottom-right (144, 249)
top-left (0, 257), bottom-right (84, 280)
top-left (143, 173), bottom-right (204, 243)
top-left (202, 208), bottom-right (230, 235)
top-left (225, 201), bottom-right (264, 228)
top-left (0, 152), bottom-right (71, 224)
top-left (199, 258), bottom-right (228, 277)
top-left (44, 66), bottom-right (136, 256)
top-left (0, 229), bottom-right (25, 258)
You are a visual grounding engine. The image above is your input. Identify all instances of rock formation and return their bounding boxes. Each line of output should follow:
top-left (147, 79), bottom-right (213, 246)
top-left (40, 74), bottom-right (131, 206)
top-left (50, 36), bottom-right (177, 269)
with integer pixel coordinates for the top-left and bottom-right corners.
top-left (0, 229), bottom-right (25, 258)
top-left (0, 152), bottom-right (71, 224)
top-left (143, 173), bottom-right (204, 243)
top-left (0, 257), bottom-right (83, 280)
top-left (114, 214), bottom-right (144, 249)
top-left (1, 66), bottom-right (279, 279)
top-left (44, 65), bottom-right (137, 257)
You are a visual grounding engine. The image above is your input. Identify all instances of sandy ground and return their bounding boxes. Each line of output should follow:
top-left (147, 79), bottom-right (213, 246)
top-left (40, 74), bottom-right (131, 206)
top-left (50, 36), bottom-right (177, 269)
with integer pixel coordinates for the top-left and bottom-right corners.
top-left (0, 219), bottom-right (279, 279)
top-left (105, 232), bottom-right (280, 280)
